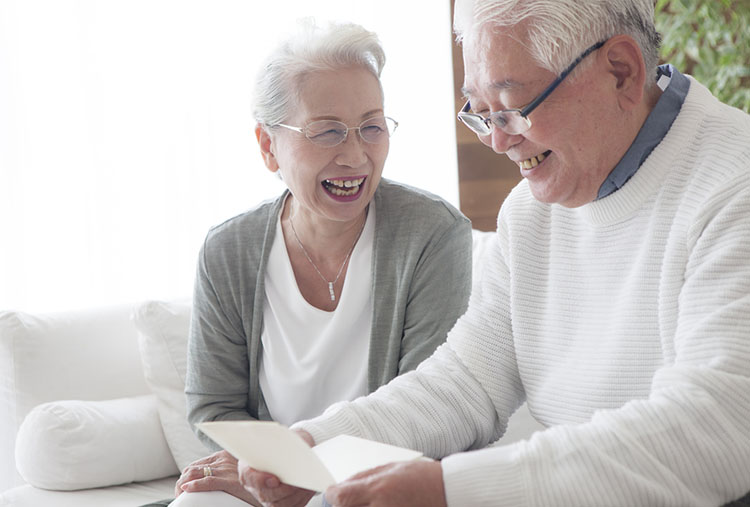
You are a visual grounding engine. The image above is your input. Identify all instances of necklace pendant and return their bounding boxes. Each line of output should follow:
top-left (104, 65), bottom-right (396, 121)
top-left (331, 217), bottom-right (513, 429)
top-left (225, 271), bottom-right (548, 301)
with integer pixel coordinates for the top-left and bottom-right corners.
top-left (328, 282), bottom-right (336, 302)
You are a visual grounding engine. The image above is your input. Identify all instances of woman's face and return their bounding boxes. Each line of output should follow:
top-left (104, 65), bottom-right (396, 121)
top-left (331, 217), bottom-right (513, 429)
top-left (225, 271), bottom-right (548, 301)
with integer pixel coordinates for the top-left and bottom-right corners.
top-left (260, 66), bottom-right (388, 226)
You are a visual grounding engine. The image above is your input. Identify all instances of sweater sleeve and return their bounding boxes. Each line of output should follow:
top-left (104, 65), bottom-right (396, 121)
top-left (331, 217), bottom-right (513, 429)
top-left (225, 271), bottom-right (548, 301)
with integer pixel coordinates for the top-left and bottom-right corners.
top-left (296, 180), bottom-right (750, 506)
top-left (441, 181), bottom-right (750, 506)
top-left (293, 227), bottom-right (521, 458)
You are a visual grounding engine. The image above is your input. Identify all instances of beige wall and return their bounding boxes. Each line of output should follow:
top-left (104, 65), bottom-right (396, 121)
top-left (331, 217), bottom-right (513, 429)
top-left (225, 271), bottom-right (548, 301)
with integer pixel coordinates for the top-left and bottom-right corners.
top-left (449, 0), bottom-right (521, 232)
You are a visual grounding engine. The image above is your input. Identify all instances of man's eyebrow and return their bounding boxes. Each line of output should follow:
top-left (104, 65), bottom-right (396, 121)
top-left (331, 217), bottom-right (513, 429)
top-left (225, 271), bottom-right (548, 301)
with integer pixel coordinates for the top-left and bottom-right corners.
top-left (461, 79), bottom-right (524, 99)
top-left (492, 79), bottom-right (523, 90)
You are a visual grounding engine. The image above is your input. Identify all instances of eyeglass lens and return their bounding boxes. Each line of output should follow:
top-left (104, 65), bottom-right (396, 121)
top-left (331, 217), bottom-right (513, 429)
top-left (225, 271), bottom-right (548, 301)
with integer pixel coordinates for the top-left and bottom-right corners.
top-left (305, 116), bottom-right (396, 146)
top-left (459, 110), bottom-right (529, 136)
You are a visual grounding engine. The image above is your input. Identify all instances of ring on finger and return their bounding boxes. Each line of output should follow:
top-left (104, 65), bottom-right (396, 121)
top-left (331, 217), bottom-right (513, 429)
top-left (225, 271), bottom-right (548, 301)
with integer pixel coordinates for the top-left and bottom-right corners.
top-left (203, 466), bottom-right (213, 477)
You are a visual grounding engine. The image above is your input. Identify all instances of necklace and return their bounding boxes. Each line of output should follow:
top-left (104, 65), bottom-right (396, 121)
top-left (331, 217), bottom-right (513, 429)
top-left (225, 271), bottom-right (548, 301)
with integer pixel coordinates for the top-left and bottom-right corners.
top-left (289, 211), bottom-right (367, 302)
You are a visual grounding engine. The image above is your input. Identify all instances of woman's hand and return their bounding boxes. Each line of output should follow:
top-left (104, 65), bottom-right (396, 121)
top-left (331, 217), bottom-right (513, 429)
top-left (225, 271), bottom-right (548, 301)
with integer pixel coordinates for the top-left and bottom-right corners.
top-left (175, 450), bottom-right (261, 506)
top-left (237, 429), bottom-right (316, 507)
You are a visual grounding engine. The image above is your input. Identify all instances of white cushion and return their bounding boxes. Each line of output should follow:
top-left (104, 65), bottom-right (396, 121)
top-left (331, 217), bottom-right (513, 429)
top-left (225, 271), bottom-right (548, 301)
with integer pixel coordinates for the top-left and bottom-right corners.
top-left (2, 474), bottom-right (178, 507)
top-left (0, 305), bottom-right (150, 491)
top-left (133, 300), bottom-right (208, 471)
top-left (14, 395), bottom-right (178, 490)
top-left (471, 229), bottom-right (496, 286)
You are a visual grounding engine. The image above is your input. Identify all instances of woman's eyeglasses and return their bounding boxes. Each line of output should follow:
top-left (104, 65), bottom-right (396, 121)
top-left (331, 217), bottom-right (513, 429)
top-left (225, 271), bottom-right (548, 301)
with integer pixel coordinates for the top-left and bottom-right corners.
top-left (272, 116), bottom-right (398, 147)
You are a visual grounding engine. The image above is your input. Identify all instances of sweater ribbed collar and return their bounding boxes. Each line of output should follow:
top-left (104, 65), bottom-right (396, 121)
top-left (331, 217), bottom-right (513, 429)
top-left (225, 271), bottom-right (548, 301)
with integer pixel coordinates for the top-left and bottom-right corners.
top-left (577, 76), bottom-right (713, 225)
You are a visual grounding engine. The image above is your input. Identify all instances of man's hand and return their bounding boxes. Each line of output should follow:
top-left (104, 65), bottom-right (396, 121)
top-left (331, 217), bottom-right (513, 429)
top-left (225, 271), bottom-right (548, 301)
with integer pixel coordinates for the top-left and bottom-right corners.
top-left (236, 429), bottom-right (317, 507)
top-left (324, 459), bottom-right (447, 507)
top-left (176, 449), bottom-right (261, 506)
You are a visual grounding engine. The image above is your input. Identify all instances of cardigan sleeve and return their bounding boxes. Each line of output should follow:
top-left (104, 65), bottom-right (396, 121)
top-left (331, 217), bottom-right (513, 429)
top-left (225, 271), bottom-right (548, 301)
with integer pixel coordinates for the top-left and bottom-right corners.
top-left (395, 215), bottom-right (472, 373)
top-left (185, 223), bottom-right (264, 451)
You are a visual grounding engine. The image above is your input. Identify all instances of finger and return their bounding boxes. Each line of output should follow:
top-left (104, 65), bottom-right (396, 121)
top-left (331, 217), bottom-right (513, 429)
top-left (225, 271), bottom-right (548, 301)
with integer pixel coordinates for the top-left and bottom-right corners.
top-left (177, 465), bottom-right (216, 489)
top-left (236, 461), bottom-right (317, 506)
top-left (178, 465), bottom-right (237, 493)
top-left (293, 429), bottom-right (315, 447)
top-left (247, 479), bottom-right (313, 505)
top-left (180, 464), bottom-right (212, 481)
top-left (181, 476), bottom-right (228, 493)
top-left (198, 465), bottom-right (237, 480)
top-left (237, 464), bottom-right (280, 491)
top-left (326, 479), bottom-right (373, 507)
top-left (217, 449), bottom-right (238, 464)
top-left (182, 455), bottom-right (213, 470)
top-left (182, 449), bottom-right (232, 472)
top-left (175, 470), bottom-right (199, 496)
top-left (253, 483), bottom-right (303, 503)
top-left (263, 489), bottom-right (316, 507)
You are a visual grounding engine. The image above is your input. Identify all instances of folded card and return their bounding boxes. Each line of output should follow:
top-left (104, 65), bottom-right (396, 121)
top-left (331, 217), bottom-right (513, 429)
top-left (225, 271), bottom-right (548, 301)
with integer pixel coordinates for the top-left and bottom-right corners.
top-left (197, 421), bottom-right (423, 492)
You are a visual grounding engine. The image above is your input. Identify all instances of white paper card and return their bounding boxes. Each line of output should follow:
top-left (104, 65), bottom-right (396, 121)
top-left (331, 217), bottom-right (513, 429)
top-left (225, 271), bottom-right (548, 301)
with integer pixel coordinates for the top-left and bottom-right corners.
top-left (311, 434), bottom-right (424, 483)
top-left (197, 421), bottom-right (423, 492)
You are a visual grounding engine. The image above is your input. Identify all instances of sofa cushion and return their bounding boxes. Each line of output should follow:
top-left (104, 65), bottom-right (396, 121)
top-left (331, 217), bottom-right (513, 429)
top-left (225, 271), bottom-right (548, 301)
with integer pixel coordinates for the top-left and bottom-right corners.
top-left (133, 300), bottom-right (208, 471)
top-left (0, 305), bottom-right (151, 491)
top-left (1, 476), bottom-right (177, 507)
top-left (14, 395), bottom-right (178, 490)
top-left (470, 229), bottom-right (496, 284)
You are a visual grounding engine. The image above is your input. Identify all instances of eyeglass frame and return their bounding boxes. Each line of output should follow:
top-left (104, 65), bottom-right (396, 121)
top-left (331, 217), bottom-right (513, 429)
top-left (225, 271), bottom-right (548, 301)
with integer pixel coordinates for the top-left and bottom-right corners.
top-left (457, 40), bottom-right (606, 137)
top-left (270, 115), bottom-right (399, 147)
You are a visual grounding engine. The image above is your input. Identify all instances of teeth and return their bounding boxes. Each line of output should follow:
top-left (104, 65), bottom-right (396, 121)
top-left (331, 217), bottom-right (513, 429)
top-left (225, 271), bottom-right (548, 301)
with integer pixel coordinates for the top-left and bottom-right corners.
top-left (325, 177), bottom-right (364, 189)
top-left (323, 177), bottom-right (365, 196)
top-left (520, 152), bottom-right (547, 169)
top-left (328, 186), bottom-right (359, 196)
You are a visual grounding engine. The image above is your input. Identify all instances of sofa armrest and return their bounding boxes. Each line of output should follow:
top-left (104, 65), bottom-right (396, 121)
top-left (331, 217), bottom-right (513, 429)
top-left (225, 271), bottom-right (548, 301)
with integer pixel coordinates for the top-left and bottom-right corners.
top-left (0, 304), bottom-right (151, 491)
top-left (15, 395), bottom-right (178, 490)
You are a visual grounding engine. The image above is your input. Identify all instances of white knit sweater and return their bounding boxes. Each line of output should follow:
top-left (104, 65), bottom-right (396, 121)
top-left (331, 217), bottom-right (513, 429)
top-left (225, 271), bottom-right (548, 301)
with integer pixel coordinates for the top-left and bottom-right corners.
top-left (295, 78), bottom-right (750, 506)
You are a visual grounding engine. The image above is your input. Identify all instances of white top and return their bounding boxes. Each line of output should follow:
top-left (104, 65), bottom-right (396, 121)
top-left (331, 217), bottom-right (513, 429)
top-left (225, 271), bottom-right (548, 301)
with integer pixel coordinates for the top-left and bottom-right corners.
top-left (259, 204), bottom-right (375, 426)
top-left (296, 78), bottom-right (750, 506)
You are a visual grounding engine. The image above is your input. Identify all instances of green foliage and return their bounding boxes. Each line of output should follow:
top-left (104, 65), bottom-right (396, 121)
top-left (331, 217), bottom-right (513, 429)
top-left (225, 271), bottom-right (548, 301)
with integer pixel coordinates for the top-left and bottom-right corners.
top-left (654, 0), bottom-right (750, 112)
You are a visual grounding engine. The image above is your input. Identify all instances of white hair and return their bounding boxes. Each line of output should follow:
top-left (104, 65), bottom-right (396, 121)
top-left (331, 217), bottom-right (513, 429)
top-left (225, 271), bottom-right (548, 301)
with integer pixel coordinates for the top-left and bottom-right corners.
top-left (253, 19), bottom-right (386, 126)
top-left (454, 0), bottom-right (662, 77)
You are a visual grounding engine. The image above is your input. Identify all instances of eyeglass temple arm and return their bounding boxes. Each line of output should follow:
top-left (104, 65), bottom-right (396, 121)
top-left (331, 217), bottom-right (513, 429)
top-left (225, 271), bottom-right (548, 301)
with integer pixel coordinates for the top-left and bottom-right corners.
top-left (275, 123), bottom-right (305, 134)
top-left (519, 40), bottom-right (605, 118)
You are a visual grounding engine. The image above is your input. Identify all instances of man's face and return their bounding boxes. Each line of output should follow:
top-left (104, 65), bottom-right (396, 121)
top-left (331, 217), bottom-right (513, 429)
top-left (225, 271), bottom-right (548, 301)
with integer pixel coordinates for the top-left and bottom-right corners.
top-left (462, 25), bottom-right (628, 208)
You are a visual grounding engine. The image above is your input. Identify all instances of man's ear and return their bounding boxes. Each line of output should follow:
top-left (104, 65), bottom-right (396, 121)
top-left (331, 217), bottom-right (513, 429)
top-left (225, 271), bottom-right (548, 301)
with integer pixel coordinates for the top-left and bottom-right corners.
top-left (255, 123), bottom-right (279, 172)
top-left (599, 35), bottom-right (647, 111)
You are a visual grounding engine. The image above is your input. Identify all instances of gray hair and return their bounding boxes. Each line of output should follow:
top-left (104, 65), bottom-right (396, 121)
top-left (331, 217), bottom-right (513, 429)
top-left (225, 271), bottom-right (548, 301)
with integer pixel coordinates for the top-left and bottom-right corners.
top-left (253, 19), bottom-right (386, 127)
top-left (454, 0), bottom-right (662, 78)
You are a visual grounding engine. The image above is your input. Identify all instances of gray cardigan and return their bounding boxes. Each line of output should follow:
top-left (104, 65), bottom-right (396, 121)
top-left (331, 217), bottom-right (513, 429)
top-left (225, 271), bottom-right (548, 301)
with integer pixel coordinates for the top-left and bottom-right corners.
top-left (186, 179), bottom-right (472, 449)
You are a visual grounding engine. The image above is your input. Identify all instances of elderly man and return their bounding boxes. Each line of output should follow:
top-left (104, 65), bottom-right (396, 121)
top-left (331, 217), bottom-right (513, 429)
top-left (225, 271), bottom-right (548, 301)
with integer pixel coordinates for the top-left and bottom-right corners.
top-left (239, 1), bottom-right (750, 506)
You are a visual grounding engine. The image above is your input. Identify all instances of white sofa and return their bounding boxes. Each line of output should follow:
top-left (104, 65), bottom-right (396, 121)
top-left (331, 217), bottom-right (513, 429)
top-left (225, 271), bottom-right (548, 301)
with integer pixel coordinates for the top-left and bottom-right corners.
top-left (0, 299), bottom-right (209, 507)
top-left (0, 231), bottom-right (543, 507)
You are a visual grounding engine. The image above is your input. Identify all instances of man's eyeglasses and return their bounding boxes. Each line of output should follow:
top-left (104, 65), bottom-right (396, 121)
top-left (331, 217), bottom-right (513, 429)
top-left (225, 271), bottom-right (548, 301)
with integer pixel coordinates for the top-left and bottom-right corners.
top-left (272, 116), bottom-right (398, 147)
top-left (457, 40), bottom-right (606, 137)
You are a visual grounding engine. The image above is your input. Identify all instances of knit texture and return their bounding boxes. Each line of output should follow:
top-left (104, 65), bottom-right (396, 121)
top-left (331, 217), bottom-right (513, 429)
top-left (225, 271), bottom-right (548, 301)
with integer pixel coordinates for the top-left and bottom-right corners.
top-left (296, 78), bottom-right (750, 506)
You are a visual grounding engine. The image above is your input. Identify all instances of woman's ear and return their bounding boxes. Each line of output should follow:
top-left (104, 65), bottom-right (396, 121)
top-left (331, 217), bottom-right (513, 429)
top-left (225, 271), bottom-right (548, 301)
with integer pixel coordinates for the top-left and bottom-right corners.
top-left (255, 123), bottom-right (279, 173)
top-left (600, 35), bottom-right (647, 111)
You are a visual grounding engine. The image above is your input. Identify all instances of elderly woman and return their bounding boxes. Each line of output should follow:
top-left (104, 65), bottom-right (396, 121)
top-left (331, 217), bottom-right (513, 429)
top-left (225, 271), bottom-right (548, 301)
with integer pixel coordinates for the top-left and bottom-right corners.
top-left (158, 19), bottom-right (472, 507)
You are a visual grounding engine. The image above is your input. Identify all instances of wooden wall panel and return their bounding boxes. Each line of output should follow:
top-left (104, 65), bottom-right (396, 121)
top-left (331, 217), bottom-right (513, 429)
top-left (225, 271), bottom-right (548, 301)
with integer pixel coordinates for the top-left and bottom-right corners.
top-left (450, 0), bottom-right (522, 231)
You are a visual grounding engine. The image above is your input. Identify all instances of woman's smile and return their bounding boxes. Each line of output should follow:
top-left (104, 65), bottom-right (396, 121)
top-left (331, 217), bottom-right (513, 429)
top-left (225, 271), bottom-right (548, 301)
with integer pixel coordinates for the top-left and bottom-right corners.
top-left (322, 176), bottom-right (366, 199)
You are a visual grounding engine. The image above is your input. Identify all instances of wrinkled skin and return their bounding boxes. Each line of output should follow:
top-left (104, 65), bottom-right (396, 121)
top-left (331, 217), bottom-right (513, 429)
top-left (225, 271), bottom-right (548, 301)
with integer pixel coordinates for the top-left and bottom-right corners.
top-left (176, 449), bottom-right (261, 506)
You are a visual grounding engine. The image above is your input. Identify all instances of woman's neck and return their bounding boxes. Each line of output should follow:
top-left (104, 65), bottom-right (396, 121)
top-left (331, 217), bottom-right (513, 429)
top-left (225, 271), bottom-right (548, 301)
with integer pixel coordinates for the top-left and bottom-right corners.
top-left (282, 195), bottom-right (368, 260)
top-left (280, 194), bottom-right (369, 311)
